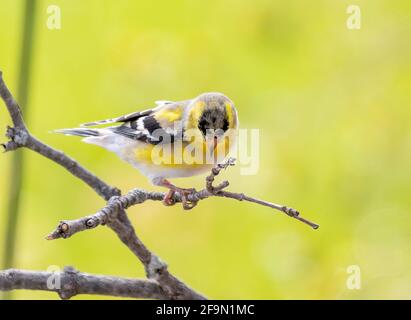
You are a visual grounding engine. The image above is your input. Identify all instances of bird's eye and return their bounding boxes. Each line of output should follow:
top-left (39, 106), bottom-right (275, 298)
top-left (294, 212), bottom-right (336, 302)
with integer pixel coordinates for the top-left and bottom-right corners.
top-left (222, 119), bottom-right (229, 131)
top-left (198, 120), bottom-right (208, 136)
top-left (199, 120), bottom-right (207, 129)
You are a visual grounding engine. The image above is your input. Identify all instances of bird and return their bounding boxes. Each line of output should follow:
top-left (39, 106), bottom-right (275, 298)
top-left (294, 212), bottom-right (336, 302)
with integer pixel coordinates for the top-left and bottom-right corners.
top-left (55, 92), bottom-right (239, 209)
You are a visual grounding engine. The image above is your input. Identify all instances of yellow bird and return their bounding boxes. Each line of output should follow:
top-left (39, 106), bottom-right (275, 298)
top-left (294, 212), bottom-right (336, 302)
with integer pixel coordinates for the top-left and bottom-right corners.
top-left (56, 92), bottom-right (239, 208)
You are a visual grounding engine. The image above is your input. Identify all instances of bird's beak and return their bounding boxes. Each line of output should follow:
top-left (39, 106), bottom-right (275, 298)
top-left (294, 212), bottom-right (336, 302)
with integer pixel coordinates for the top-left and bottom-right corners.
top-left (206, 135), bottom-right (219, 162)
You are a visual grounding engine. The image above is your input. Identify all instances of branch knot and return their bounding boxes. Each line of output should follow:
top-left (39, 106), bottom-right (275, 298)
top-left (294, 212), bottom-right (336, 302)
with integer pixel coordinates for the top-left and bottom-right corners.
top-left (2, 126), bottom-right (29, 152)
top-left (58, 266), bottom-right (80, 300)
top-left (147, 255), bottom-right (168, 280)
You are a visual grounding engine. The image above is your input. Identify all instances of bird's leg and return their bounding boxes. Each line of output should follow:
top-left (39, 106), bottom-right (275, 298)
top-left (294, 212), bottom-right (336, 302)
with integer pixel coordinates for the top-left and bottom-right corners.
top-left (153, 178), bottom-right (197, 210)
top-left (163, 189), bottom-right (176, 206)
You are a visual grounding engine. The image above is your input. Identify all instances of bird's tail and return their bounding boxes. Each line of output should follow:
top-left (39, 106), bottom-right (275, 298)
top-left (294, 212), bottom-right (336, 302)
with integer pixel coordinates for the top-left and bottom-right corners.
top-left (53, 127), bottom-right (121, 152)
top-left (53, 128), bottom-right (100, 137)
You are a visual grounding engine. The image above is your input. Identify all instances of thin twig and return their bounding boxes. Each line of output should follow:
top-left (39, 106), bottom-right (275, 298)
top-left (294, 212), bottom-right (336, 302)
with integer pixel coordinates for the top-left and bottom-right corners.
top-left (206, 158), bottom-right (319, 230)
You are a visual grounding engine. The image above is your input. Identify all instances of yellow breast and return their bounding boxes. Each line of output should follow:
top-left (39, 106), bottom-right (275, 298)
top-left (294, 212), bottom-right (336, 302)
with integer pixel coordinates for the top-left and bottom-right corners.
top-left (134, 136), bottom-right (233, 168)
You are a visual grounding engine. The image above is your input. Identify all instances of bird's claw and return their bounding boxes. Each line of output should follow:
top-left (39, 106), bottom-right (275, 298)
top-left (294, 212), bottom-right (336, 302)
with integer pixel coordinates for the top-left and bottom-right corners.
top-left (162, 189), bottom-right (176, 206)
top-left (162, 187), bottom-right (198, 210)
top-left (180, 188), bottom-right (198, 210)
top-left (162, 197), bottom-right (176, 206)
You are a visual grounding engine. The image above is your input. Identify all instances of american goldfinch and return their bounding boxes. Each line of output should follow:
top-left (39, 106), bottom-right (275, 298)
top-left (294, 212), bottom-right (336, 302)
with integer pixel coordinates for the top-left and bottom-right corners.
top-left (56, 92), bottom-right (239, 208)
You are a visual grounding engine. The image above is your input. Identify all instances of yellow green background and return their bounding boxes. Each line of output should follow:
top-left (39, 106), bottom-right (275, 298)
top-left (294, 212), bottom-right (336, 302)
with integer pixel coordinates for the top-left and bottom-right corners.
top-left (1, 0), bottom-right (410, 299)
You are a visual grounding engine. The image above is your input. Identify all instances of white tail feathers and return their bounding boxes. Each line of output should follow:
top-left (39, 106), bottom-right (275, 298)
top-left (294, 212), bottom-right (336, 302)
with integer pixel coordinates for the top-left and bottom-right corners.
top-left (53, 128), bottom-right (100, 137)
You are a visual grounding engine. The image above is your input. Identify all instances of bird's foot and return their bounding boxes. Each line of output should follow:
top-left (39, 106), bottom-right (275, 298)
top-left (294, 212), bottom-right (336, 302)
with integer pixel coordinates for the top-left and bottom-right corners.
top-left (178, 187), bottom-right (198, 210)
top-left (162, 189), bottom-right (176, 206)
top-left (162, 187), bottom-right (198, 209)
top-left (155, 178), bottom-right (198, 210)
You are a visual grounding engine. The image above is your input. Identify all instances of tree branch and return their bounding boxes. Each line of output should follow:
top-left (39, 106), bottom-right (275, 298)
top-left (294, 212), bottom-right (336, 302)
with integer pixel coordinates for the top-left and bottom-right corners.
top-left (46, 159), bottom-right (318, 243)
top-left (0, 72), bottom-right (117, 199)
top-left (0, 72), bottom-right (25, 129)
top-left (0, 267), bottom-right (168, 299)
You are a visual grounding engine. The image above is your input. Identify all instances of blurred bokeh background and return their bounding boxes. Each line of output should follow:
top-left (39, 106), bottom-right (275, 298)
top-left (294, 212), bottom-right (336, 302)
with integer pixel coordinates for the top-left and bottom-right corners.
top-left (1, 0), bottom-right (411, 299)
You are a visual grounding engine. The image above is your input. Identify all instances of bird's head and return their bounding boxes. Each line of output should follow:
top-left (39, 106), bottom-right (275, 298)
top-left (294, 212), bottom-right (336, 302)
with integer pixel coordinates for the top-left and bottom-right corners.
top-left (187, 92), bottom-right (238, 138)
top-left (185, 92), bottom-right (238, 160)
